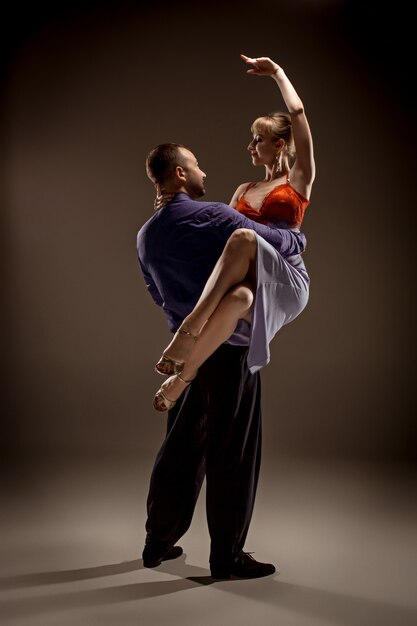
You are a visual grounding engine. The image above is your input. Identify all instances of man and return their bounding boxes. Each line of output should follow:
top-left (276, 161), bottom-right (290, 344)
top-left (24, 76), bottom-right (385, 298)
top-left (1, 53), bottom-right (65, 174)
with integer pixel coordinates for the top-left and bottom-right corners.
top-left (136, 143), bottom-right (306, 579)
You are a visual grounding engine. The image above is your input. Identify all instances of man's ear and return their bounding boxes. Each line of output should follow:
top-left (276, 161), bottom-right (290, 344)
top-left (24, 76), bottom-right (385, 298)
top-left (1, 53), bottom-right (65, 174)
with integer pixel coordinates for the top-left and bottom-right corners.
top-left (175, 165), bottom-right (186, 182)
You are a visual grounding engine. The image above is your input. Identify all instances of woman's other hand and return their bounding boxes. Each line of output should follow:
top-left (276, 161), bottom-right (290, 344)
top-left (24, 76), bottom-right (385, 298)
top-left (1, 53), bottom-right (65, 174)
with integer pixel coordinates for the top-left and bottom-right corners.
top-left (154, 183), bottom-right (175, 211)
top-left (240, 54), bottom-right (280, 76)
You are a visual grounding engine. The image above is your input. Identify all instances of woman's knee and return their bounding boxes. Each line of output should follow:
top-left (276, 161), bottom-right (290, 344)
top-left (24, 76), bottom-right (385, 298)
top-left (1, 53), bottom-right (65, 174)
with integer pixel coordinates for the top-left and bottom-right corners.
top-left (227, 228), bottom-right (257, 251)
top-left (226, 281), bottom-right (254, 311)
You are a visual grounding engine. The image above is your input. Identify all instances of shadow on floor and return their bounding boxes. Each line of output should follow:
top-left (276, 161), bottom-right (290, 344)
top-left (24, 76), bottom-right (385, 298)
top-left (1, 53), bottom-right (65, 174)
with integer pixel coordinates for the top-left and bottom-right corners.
top-left (0, 559), bottom-right (144, 590)
top-left (1, 555), bottom-right (416, 626)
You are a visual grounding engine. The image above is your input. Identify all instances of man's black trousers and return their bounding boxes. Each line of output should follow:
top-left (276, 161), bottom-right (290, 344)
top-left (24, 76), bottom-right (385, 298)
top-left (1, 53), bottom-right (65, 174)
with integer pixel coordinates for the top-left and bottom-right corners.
top-left (144, 343), bottom-right (262, 569)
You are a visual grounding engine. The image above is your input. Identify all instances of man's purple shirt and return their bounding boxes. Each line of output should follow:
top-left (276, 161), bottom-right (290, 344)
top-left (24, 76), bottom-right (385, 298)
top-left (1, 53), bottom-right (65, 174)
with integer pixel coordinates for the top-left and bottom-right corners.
top-left (136, 192), bottom-right (306, 340)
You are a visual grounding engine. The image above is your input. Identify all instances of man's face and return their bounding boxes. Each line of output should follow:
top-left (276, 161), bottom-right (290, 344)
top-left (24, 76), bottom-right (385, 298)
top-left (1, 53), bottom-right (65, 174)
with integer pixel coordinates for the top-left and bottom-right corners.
top-left (178, 148), bottom-right (206, 199)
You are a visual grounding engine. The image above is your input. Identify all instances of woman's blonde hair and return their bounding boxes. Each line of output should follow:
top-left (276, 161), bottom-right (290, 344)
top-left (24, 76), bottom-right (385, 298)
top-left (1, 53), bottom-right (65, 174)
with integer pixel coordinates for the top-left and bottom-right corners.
top-left (251, 112), bottom-right (295, 176)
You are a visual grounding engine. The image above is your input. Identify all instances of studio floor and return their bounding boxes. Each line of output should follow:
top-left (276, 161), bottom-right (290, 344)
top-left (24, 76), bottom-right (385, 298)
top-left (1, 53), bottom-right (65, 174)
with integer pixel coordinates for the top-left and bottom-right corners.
top-left (1, 454), bottom-right (416, 626)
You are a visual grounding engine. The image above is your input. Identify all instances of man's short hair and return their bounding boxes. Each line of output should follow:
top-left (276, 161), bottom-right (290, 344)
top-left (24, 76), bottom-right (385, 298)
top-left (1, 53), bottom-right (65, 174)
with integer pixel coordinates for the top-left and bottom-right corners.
top-left (145, 143), bottom-right (188, 185)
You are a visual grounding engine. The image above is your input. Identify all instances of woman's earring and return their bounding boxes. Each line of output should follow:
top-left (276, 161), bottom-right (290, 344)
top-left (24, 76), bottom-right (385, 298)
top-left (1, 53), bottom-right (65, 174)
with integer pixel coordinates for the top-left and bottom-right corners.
top-left (275, 151), bottom-right (283, 174)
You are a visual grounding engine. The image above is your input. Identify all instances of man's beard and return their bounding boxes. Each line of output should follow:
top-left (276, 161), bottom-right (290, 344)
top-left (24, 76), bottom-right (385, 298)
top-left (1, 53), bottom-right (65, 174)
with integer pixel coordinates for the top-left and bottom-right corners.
top-left (190, 183), bottom-right (205, 199)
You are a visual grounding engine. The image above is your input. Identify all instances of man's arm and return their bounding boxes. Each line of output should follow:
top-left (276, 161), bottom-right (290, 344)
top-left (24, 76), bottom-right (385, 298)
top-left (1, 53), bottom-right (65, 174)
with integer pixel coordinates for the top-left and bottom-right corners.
top-left (138, 256), bottom-right (164, 307)
top-left (210, 203), bottom-right (306, 257)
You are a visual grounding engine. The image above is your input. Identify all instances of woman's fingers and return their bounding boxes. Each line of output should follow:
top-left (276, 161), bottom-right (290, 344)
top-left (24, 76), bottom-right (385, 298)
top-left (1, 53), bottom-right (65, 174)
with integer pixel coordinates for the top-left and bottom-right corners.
top-left (240, 53), bottom-right (259, 67)
top-left (240, 54), bottom-right (279, 76)
top-left (154, 192), bottom-right (175, 211)
top-left (240, 54), bottom-right (278, 75)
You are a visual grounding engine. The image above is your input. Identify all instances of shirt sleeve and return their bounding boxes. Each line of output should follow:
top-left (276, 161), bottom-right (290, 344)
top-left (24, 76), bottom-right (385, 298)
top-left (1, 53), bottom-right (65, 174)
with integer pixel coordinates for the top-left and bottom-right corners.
top-left (138, 256), bottom-right (164, 307)
top-left (208, 202), bottom-right (306, 257)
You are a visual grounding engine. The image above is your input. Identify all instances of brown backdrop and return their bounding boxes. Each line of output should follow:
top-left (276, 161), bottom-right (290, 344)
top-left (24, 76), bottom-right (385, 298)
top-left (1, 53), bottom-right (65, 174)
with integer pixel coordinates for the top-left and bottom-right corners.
top-left (2, 0), bottom-right (416, 468)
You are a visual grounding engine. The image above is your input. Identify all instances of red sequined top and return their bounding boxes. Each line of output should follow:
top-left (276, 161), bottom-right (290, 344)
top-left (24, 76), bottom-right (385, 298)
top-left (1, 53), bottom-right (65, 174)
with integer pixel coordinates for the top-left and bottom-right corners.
top-left (236, 180), bottom-right (309, 228)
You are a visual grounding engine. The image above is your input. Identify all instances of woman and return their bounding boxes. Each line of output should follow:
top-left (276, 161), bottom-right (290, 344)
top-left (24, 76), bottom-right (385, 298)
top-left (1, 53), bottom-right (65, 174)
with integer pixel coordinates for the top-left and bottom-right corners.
top-left (153, 54), bottom-right (315, 411)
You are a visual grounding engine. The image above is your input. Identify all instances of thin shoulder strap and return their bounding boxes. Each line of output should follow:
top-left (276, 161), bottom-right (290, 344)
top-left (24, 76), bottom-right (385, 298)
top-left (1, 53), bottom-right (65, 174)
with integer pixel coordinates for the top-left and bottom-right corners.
top-left (238, 182), bottom-right (256, 204)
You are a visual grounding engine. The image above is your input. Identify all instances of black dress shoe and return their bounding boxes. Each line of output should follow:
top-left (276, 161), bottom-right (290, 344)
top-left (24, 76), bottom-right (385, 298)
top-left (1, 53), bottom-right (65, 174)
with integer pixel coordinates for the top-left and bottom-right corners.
top-left (142, 544), bottom-right (183, 568)
top-left (210, 551), bottom-right (276, 579)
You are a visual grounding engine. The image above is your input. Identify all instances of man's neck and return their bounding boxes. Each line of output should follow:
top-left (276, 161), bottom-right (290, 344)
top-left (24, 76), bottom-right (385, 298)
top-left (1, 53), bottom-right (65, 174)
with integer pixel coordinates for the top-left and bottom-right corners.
top-left (162, 185), bottom-right (188, 195)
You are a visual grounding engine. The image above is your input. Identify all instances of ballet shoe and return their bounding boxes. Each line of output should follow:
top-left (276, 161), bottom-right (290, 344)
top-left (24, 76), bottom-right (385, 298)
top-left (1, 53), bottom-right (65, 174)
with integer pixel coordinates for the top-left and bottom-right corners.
top-left (155, 327), bottom-right (199, 376)
top-left (153, 374), bottom-right (196, 412)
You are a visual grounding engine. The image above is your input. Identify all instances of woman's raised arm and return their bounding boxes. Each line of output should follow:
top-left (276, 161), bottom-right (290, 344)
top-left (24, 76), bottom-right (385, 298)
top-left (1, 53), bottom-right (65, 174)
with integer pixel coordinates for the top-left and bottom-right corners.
top-left (241, 54), bottom-right (315, 198)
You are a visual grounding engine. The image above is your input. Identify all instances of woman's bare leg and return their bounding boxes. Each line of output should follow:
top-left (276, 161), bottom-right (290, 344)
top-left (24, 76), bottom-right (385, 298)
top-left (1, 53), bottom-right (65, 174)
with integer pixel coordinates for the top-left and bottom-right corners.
top-left (157, 229), bottom-right (257, 368)
top-left (186, 229), bottom-right (257, 331)
top-left (154, 282), bottom-right (253, 408)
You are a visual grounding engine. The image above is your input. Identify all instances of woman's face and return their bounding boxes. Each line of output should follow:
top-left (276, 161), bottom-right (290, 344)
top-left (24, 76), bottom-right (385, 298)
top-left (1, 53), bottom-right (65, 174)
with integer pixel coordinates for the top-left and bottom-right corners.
top-left (247, 132), bottom-right (278, 166)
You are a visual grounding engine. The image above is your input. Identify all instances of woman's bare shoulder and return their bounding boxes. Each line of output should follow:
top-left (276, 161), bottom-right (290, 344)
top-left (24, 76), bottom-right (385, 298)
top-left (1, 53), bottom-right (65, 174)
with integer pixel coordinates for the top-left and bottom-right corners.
top-left (229, 181), bottom-right (251, 208)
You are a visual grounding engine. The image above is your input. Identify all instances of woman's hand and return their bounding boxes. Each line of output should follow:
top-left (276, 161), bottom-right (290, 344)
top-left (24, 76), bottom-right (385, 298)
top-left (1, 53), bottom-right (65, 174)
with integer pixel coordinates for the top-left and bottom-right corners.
top-left (153, 183), bottom-right (175, 211)
top-left (240, 53), bottom-right (281, 76)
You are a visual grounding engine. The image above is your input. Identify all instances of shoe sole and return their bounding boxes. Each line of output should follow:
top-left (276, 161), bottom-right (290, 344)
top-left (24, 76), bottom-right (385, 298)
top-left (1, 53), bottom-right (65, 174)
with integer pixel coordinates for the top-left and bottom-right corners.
top-left (210, 567), bottom-right (277, 579)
